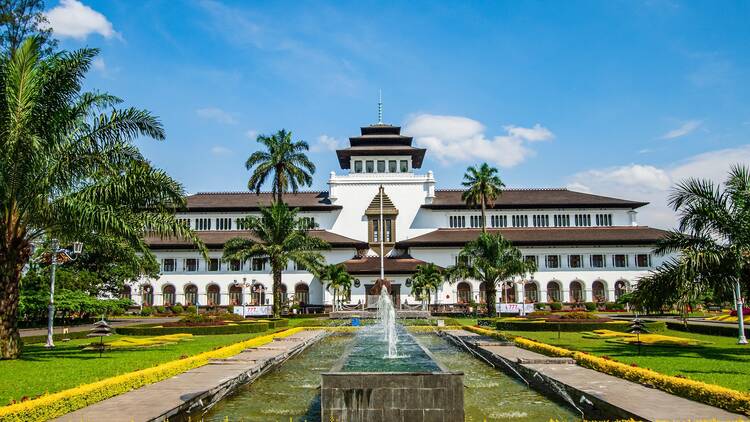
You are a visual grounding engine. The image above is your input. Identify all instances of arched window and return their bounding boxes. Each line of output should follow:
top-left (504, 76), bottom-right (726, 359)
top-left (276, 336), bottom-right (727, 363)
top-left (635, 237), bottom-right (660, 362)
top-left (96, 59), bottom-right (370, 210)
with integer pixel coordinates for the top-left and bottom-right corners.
top-left (546, 281), bottom-right (561, 302)
top-left (615, 280), bottom-right (629, 301)
top-left (478, 282), bottom-right (487, 304)
top-left (592, 280), bottom-right (606, 303)
top-left (162, 285), bottom-right (176, 306)
top-left (457, 282), bottom-right (471, 304)
top-left (569, 281), bottom-right (583, 303)
top-left (207, 284), bottom-right (221, 306)
top-left (229, 285), bottom-right (243, 305)
top-left (280, 284), bottom-right (289, 305)
top-left (502, 281), bottom-right (516, 303)
top-left (295, 283), bottom-right (309, 305)
top-left (120, 285), bottom-right (131, 301)
top-left (141, 284), bottom-right (153, 307)
top-left (252, 283), bottom-right (266, 305)
top-left (525, 283), bottom-right (539, 303)
top-left (184, 284), bottom-right (198, 306)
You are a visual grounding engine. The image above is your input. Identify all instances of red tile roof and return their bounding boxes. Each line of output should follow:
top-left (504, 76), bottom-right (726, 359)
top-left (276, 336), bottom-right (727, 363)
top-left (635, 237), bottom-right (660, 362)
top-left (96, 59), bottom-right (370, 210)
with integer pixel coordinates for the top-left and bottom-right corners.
top-left (340, 256), bottom-right (432, 275)
top-left (423, 189), bottom-right (648, 209)
top-left (183, 191), bottom-right (340, 212)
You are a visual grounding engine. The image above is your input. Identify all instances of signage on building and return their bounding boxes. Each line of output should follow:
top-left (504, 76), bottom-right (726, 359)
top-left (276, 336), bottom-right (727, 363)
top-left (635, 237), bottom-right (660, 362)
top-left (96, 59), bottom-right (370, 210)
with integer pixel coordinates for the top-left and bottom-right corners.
top-left (497, 303), bottom-right (535, 314)
top-left (233, 305), bottom-right (272, 317)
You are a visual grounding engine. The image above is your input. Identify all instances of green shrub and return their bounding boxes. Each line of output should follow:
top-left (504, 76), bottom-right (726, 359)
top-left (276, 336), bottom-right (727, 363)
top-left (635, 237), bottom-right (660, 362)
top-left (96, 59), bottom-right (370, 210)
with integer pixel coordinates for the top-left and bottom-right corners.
top-left (549, 302), bottom-right (562, 311)
top-left (140, 307), bottom-right (154, 316)
top-left (477, 318), bottom-right (495, 327)
top-left (184, 305), bottom-right (196, 314)
top-left (666, 321), bottom-right (749, 338)
top-left (584, 302), bottom-right (597, 311)
top-left (534, 303), bottom-right (548, 311)
top-left (496, 319), bottom-right (666, 332)
top-left (606, 302), bottom-right (625, 311)
top-left (155, 306), bottom-right (167, 314)
top-left (115, 322), bottom-right (270, 336)
top-left (557, 311), bottom-right (599, 320)
top-left (172, 304), bottom-right (184, 314)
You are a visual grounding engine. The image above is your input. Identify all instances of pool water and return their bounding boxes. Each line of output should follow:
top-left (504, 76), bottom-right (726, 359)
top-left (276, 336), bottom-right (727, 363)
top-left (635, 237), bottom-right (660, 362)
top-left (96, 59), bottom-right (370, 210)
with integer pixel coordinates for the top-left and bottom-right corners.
top-left (201, 332), bottom-right (578, 421)
top-left (340, 325), bottom-right (441, 372)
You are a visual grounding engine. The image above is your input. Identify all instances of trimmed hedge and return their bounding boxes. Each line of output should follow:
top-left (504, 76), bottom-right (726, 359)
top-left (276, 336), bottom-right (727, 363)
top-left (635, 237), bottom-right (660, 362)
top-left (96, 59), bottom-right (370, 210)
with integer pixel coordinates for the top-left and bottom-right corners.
top-left (21, 330), bottom-right (91, 345)
top-left (495, 319), bottom-right (666, 332)
top-left (115, 322), bottom-right (269, 336)
top-left (667, 321), bottom-right (750, 338)
top-left (0, 328), bottom-right (303, 421)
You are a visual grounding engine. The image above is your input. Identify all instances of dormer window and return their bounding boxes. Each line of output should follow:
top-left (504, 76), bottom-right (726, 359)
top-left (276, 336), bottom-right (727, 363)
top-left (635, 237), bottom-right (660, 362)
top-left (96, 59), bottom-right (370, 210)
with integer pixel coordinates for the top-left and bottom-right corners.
top-left (377, 160), bottom-right (386, 172)
top-left (366, 160), bottom-right (374, 173)
top-left (400, 160), bottom-right (408, 172)
top-left (389, 160), bottom-right (397, 172)
top-left (354, 160), bottom-right (363, 173)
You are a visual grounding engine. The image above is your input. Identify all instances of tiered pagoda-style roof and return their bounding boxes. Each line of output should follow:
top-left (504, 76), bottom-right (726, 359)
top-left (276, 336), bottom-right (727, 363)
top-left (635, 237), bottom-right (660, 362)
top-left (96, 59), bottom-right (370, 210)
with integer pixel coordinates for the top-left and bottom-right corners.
top-left (336, 124), bottom-right (426, 169)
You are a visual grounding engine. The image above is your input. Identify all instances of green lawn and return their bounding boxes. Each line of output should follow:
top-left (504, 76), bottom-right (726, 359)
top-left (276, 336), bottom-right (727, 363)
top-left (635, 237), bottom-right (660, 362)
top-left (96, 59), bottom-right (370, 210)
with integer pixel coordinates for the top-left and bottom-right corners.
top-left (504, 329), bottom-right (750, 392)
top-left (0, 332), bottom-right (272, 406)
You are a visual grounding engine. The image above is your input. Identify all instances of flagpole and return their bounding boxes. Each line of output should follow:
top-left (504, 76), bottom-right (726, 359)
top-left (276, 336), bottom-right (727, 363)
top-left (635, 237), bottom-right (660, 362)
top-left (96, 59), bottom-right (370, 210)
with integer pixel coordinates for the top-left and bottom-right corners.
top-left (380, 185), bottom-right (385, 283)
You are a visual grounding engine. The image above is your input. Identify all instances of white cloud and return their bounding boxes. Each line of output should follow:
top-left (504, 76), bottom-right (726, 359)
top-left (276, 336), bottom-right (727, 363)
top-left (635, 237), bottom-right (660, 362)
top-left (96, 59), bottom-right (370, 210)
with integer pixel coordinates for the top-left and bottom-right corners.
top-left (210, 146), bottom-right (232, 156)
top-left (245, 130), bottom-right (258, 140)
top-left (45, 0), bottom-right (118, 40)
top-left (195, 107), bottom-right (237, 125)
top-left (659, 120), bottom-right (702, 139)
top-left (404, 114), bottom-right (553, 168)
top-left (566, 145), bottom-right (750, 228)
top-left (311, 135), bottom-right (341, 152)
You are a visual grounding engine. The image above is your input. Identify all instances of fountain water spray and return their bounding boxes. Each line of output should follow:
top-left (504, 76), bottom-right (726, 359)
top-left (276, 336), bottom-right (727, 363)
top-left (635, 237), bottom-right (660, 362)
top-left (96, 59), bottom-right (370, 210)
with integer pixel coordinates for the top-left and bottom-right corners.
top-left (376, 289), bottom-right (398, 358)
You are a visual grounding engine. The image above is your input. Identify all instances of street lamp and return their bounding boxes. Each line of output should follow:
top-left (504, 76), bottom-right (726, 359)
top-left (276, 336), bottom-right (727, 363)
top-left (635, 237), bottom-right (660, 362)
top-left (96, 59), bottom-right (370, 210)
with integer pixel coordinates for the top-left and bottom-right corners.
top-left (43, 239), bottom-right (83, 348)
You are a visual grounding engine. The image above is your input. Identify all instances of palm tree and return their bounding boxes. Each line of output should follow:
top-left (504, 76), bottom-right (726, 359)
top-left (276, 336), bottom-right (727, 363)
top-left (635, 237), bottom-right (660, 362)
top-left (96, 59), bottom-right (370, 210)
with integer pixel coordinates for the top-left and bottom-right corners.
top-left (635, 165), bottom-right (750, 343)
top-left (411, 263), bottom-right (443, 310)
top-left (223, 202), bottom-right (329, 318)
top-left (246, 129), bottom-right (316, 204)
top-left (0, 38), bottom-right (201, 359)
top-left (320, 264), bottom-right (353, 311)
top-left (447, 232), bottom-right (535, 317)
top-left (461, 163), bottom-right (504, 232)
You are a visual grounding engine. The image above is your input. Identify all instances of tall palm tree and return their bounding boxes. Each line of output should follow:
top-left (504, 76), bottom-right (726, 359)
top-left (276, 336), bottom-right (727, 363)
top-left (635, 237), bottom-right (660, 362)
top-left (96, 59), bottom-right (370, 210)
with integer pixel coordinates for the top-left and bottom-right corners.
top-left (411, 263), bottom-right (443, 310)
top-left (223, 202), bottom-right (329, 318)
top-left (246, 130), bottom-right (316, 204)
top-left (462, 163), bottom-right (504, 232)
top-left (320, 264), bottom-right (353, 311)
top-left (0, 38), bottom-right (202, 359)
top-left (447, 232), bottom-right (535, 317)
top-left (636, 164), bottom-right (750, 343)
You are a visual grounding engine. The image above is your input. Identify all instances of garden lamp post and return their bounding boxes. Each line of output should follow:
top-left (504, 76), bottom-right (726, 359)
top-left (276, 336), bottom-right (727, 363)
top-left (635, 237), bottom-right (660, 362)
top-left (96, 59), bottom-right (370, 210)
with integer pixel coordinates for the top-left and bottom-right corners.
top-left (45, 239), bottom-right (83, 348)
top-left (735, 280), bottom-right (747, 345)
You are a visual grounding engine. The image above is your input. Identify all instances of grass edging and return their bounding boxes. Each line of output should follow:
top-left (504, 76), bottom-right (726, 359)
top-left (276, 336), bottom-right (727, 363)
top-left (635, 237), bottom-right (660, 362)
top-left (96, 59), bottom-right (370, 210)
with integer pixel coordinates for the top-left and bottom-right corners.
top-left (0, 327), bottom-right (303, 422)
top-left (463, 326), bottom-right (750, 416)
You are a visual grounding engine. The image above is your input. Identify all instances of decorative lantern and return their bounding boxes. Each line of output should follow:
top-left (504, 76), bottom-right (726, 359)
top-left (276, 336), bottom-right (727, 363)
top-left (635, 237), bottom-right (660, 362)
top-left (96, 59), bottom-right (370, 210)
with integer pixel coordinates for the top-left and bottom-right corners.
top-left (88, 319), bottom-right (112, 357)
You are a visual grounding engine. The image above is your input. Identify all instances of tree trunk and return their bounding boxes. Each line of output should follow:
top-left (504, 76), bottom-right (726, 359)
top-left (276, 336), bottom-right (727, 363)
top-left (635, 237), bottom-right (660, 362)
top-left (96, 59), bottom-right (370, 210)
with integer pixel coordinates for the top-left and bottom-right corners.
top-left (481, 198), bottom-right (486, 233)
top-left (485, 283), bottom-right (498, 317)
top-left (0, 242), bottom-right (29, 359)
top-left (275, 168), bottom-right (284, 204)
top-left (272, 266), bottom-right (282, 318)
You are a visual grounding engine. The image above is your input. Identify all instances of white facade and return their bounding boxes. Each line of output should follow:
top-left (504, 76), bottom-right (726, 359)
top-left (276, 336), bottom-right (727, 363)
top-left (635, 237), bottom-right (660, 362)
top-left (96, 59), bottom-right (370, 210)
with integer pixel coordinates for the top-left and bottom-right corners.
top-left (128, 123), bottom-right (668, 311)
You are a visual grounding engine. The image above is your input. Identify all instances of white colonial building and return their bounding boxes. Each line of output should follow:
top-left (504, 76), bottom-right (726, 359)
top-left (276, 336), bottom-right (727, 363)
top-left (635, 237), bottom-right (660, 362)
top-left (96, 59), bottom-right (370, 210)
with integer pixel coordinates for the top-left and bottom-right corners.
top-left (126, 121), bottom-right (669, 313)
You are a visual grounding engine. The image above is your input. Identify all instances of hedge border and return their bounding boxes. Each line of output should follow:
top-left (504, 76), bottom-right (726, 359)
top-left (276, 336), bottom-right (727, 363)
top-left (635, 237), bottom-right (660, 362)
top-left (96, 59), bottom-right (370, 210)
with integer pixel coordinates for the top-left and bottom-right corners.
top-left (494, 320), bottom-right (666, 333)
top-left (667, 321), bottom-right (750, 338)
top-left (115, 322), bottom-right (269, 336)
top-left (21, 330), bottom-right (91, 345)
top-left (463, 326), bottom-right (750, 415)
top-left (0, 327), bottom-right (302, 421)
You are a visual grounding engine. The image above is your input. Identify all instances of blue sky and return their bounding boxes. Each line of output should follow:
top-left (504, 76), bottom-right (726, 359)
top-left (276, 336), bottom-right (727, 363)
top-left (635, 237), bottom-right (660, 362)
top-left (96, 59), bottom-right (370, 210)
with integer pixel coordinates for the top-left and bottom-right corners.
top-left (46, 0), bottom-right (750, 227)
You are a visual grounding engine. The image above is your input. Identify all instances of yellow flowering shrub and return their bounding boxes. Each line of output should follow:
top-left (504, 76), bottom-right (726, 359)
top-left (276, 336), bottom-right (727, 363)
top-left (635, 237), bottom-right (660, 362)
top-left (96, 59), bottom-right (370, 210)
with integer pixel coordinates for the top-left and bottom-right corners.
top-left (581, 330), bottom-right (709, 346)
top-left (0, 328), bottom-right (303, 422)
top-left (106, 333), bottom-right (194, 349)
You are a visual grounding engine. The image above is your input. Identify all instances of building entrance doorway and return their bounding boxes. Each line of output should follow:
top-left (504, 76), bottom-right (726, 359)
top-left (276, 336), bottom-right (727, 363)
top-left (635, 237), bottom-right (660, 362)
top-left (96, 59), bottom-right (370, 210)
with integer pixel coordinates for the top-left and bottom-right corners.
top-left (365, 283), bottom-right (400, 309)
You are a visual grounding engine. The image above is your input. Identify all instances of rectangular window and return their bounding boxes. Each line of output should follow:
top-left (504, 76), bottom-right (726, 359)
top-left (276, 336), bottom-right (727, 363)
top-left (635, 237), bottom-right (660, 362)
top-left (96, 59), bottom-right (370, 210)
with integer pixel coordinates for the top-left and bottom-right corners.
top-left (568, 254), bottom-right (582, 268)
top-left (377, 160), bottom-right (386, 172)
top-left (596, 214), bottom-right (613, 226)
top-left (449, 215), bottom-right (466, 228)
top-left (354, 160), bottom-right (363, 173)
top-left (251, 258), bottom-right (265, 271)
top-left (365, 160), bottom-right (374, 173)
top-left (230, 259), bottom-right (242, 271)
top-left (470, 215), bottom-right (484, 228)
top-left (574, 214), bottom-right (591, 227)
top-left (185, 258), bottom-right (198, 272)
top-left (385, 218), bottom-right (392, 242)
top-left (553, 214), bottom-right (570, 227)
top-left (590, 254), bottom-right (605, 268)
top-left (162, 258), bottom-right (176, 272)
top-left (524, 255), bottom-right (537, 266)
top-left (388, 160), bottom-right (397, 173)
top-left (207, 258), bottom-right (220, 272)
top-left (490, 215), bottom-right (507, 228)
top-left (533, 215), bottom-right (549, 227)
top-left (372, 219), bottom-right (379, 242)
top-left (400, 160), bottom-right (408, 172)
top-left (196, 218), bottom-right (212, 230)
top-left (455, 255), bottom-right (470, 266)
top-left (613, 254), bottom-right (627, 268)
top-left (295, 261), bottom-right (307, 271)
top-left (300, 216), bottom-right (315, 229)
top-left (512, 215), bottom-right (529, 227)
top-left (636, 254), bottom-right (651, 267)
top-left (546, 255), bottom-right (559, 268)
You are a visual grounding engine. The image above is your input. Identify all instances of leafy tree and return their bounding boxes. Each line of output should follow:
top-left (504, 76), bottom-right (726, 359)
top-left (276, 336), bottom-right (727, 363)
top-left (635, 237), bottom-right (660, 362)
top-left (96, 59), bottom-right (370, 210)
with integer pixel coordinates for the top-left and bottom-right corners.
top-left (223, 202), bottom-right (329, 317)
top-left (461, 163), bottom-right (504, 232)
top-left (0, 38), bottom-right (201, 359)
top-left (446, 232), bottom-right (535, 317)
top-left (320, 264), bottom-right (353, 311)
top-left (411, 263), bottom-right (443, 310)
top-left (246, 129), bottom-right (316, 204)
top-left (0, 0), bottom-right (56, 55)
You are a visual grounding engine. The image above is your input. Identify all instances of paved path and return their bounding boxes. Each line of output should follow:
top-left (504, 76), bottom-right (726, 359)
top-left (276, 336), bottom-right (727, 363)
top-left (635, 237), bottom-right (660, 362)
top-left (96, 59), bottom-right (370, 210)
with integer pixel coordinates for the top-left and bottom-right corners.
top-left (20, 317), bottom-right (179, 337)
top-left (54, 329), bottom-right (326, 422)
top-left (443, 330), bottom-right (745, 422)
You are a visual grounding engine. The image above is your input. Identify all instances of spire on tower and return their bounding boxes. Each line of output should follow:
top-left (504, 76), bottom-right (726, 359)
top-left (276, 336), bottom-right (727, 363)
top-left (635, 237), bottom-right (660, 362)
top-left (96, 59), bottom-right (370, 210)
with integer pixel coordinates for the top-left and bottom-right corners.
top-left (377, 90), bottom-right (383, 124)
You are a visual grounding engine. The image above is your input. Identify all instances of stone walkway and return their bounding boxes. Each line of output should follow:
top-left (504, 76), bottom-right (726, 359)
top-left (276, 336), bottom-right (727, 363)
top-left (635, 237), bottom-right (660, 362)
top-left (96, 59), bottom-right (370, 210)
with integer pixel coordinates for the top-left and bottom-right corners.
top-left (443, 330), bottom-right (745, 422)
top-left (55, 329), bottom-right (326, 422)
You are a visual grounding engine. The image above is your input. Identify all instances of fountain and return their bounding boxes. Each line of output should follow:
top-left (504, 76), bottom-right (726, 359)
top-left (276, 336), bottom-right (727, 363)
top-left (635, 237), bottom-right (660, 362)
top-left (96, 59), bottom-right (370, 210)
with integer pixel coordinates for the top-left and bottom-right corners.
top-left (376, 289), bottom-right (398, 358)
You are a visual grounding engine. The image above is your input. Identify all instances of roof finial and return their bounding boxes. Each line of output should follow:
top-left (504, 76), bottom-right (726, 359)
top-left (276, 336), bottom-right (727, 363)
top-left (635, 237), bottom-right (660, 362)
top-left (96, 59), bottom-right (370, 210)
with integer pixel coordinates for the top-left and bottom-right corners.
top-left (377, 89), bottom-right (383, 124)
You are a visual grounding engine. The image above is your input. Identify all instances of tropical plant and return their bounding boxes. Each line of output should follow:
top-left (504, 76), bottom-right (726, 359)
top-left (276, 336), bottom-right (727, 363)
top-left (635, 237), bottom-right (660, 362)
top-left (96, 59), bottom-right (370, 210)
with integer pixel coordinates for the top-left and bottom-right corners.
top-left (0, 0), bottom-right (57, 55)
top-left (223, 202), bottom-right (329, 317)
top-left (320, 264), bottom-right (353, 311)
top-left (411, 263), bottom-right (443, 310)
top-left (0, 38), bottom-right (201, 359)
top-left (633, 165), bottom-right (750, 337)
top-left (461, 163), bottom-right (505, 232)
top-left (245, 129), bottom-right (316, 204)
top-left (446, 232), bottom-right (536, 317)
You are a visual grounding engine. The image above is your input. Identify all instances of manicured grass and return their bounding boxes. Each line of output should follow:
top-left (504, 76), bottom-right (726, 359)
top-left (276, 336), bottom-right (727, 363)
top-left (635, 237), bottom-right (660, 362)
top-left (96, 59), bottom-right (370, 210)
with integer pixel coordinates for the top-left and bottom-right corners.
top-left (504, 329), bottom-right (750, 392)
top-left (0, 331), bottom-right (273, 405)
